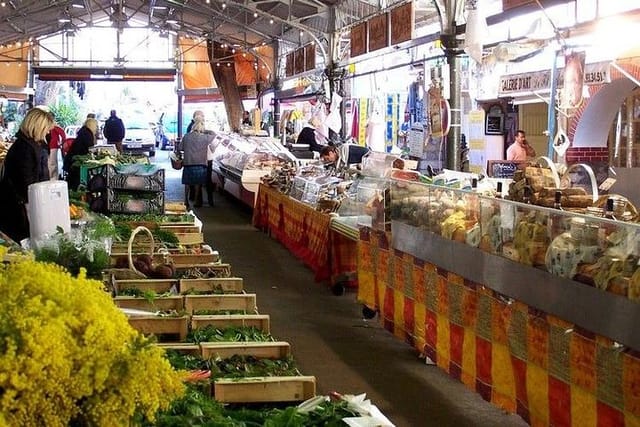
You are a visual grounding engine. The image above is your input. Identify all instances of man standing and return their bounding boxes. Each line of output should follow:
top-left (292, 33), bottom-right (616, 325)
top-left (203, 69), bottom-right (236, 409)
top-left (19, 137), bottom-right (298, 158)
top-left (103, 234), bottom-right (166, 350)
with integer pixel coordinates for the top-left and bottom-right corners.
top-left (46, 124), bottom-right (66, 180)
top-left (103, 109), bottom-right (125, 153)
top-left (506, 130), bottom-right (536, 161)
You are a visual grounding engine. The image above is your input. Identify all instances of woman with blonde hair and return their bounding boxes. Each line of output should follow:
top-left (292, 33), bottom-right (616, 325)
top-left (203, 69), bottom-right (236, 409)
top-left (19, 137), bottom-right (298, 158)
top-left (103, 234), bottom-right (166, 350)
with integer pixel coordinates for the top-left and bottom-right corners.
top-left (178, 117), bottom-right (215, 208)
top-left (0, 107), bottom-right (55, 242)
top-left (63, 117), bottom-right (98, 190)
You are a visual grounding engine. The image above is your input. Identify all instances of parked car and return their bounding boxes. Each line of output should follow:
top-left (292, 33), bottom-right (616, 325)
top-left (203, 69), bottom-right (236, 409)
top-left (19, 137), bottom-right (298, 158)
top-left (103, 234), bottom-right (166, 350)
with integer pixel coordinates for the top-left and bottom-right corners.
top-left (123, 119), bottom-right (156, 157)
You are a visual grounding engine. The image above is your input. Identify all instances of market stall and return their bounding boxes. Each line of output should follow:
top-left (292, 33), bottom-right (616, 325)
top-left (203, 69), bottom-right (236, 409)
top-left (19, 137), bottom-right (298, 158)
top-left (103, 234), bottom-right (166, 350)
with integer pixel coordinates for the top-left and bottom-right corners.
top-left (357, 173), bottom-right (640, 426)
top-left (253, 183), bottom-right (358, 292)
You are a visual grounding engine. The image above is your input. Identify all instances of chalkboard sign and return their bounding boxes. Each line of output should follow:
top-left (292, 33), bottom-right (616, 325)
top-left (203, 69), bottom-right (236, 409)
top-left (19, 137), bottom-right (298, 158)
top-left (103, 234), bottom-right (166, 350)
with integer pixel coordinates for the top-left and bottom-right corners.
top-left (487, 160), bottom-right (524, 178)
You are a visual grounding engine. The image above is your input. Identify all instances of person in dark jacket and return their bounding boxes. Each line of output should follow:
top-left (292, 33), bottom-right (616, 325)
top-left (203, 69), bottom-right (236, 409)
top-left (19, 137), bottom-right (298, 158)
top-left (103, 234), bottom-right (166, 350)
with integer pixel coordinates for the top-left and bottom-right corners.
top-left (103, 109), bottom-right (125, 153)
top-left (296, 126), bottom-right (325, 152)
top-left (63, 118), bottom-right (98, 191)
top-left (319, 144), bottom-right (370, 169)
top-left (0, 107), bottom-right (55, 242)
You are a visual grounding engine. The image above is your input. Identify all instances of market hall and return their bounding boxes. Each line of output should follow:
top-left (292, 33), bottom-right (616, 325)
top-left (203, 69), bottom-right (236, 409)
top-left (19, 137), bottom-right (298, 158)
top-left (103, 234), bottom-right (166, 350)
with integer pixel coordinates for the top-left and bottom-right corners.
top-left (0, 1), bottom-right (640, 426)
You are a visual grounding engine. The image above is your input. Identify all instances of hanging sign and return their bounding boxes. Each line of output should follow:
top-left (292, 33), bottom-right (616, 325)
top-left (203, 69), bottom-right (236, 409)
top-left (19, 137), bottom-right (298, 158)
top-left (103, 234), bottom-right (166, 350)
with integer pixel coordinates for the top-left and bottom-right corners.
top-left (390, 3), bottom-right (414, 45)
top-left (351, 23), bottom-right (367, 58)
top-left (285, 53), bottom-right (294, 77)
top-left (560, 51), bottom-right (586, 109)
top-left (368, 13), bottom-right (389, 52)
top-left (304, 44), bottom-right (316, 72)
top-left (293, 48), bottom-right (305, 75)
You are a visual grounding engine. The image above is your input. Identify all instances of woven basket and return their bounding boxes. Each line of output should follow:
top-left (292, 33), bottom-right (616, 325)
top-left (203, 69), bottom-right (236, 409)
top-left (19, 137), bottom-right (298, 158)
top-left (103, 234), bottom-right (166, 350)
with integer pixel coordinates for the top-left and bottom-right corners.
top-left (170, 152), bottom-right (183, 170)
top-left (104, 226), bottom-right (154, 281)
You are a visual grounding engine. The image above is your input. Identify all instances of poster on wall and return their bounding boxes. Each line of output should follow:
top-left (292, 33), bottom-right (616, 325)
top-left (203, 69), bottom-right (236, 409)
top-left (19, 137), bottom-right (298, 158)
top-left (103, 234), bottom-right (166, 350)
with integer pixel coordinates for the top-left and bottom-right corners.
top-left (407, 125), bottom-right (425, 157)
top-left (351, 23), bottom-right (367, 57)
top-left (385, 94), bottom-right (400, 152)
top-left (368, 14), bottom-right (389, 52)
top-left (358, 98), bottom-right (368, 146)
top-left (390, 3), bottom-right (414, 45)
top-left (468, 110), bottom-right (487, 174)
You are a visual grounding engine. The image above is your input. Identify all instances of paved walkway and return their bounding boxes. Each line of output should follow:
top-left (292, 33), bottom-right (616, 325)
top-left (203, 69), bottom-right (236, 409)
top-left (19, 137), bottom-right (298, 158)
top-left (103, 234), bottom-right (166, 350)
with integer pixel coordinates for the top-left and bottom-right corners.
top-left (154, 151), bottom-right (527, 427)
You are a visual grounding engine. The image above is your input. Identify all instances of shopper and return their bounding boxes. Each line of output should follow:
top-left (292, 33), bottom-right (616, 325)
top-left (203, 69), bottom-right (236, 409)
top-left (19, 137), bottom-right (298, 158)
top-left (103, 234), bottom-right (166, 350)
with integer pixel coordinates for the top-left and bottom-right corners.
top-left (178, 118), bottom-right (216, 208)
top-left (0, 107), bottom-right (55, 242)
top-left (320, 143), bottom-right (371, 169)
top-left (46, 124), bottom-right (66, 180)
top-left (103, 109), bottom-right (125, 153)
top-left (242, 111), bottom-right (251, 126)
top-left (63, 118), bottom-right (98, 191)
top-left (506, 130), bottom-right (536, 161)
top-left (186, 110), bottom-right (204, 134)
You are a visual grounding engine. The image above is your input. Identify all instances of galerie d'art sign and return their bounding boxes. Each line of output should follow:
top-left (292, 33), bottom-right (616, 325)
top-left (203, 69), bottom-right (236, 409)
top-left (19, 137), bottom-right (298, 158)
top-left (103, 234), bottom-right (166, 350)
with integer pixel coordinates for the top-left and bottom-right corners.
top-left (498, 62), bottom-right (611, 96)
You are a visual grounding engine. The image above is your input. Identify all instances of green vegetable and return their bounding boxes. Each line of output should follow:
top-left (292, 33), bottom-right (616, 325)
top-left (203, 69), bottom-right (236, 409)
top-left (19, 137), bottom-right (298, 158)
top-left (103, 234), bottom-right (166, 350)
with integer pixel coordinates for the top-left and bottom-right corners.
top-left (186, 326), bottom-right (274, 344)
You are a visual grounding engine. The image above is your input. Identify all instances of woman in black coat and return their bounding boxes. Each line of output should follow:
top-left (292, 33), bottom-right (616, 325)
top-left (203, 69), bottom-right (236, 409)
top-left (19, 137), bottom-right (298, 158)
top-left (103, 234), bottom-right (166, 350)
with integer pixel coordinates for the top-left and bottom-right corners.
top-left (0, 107), bottom-right (55, 242)
top-left (63, 118), bottom-right (98, 191)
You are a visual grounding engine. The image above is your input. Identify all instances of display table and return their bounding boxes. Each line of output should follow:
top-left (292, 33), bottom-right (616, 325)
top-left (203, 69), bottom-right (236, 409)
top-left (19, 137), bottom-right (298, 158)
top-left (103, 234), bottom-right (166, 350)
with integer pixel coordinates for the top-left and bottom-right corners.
top-left (357, 226), bottom-right (640, 426)
top-left (253, 183), bottom-right (357, 288)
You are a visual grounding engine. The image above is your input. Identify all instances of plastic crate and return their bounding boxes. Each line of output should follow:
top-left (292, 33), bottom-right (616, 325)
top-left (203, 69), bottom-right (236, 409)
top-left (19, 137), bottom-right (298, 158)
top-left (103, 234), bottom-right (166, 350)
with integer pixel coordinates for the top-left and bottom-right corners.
top-left (106, 189), bottom-right (164, 214)
top-left (86, 164), bottom-right (164, 191)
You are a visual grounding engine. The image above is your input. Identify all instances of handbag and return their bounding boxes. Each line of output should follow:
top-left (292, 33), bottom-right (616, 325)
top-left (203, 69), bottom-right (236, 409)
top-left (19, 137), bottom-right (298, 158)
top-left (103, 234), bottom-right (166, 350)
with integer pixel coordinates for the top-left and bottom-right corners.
top-left (169, 151), bottom-right (183, 170)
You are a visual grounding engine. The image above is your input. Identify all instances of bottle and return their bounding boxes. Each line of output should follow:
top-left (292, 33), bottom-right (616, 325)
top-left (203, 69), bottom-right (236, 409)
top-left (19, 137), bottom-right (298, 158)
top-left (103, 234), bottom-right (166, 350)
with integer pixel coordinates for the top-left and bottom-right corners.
top-left (599, 198), bottom-right (617, 248)
top-left (496, 182), bottom-right (503, 199)
top-left (604, 198), bottom-right (617, 220)
top-left (553, 190), bottom-right (563, 210)
top-left (522, 186), bottom-right (532, 204)
top-left (548, 190), bottom-right (564, 238)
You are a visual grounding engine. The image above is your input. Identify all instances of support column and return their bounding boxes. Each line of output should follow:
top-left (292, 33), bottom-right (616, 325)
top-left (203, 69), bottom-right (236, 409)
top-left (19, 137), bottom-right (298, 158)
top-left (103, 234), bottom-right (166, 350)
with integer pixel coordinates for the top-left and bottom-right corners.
top-left (441, 35), bottom-right (464, 171)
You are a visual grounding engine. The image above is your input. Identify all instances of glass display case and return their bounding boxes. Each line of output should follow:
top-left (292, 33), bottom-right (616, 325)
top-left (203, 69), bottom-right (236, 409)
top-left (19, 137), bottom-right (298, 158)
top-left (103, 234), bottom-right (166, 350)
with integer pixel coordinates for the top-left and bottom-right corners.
top-left (389, 177), bottom-right (640, 302)
top-left (210, 133), bottom-right (296, 205)
top-left (334, 177), bottom-right (389, 231)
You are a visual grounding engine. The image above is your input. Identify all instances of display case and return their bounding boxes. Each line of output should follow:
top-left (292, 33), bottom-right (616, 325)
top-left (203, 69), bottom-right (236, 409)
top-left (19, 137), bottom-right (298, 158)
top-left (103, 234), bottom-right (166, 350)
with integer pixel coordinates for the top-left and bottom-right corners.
top-left (333, 177), bottom-right (389, 232)
top-left (388, 177), bottom-right (640, 349)
top-left (211, 133), bottom-right (296, 206)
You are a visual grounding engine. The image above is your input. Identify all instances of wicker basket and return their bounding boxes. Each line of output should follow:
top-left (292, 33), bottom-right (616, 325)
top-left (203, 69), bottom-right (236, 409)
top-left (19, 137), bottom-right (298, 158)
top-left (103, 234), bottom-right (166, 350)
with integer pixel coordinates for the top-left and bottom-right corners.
top-left (104, 226), bottom-right (154, 282)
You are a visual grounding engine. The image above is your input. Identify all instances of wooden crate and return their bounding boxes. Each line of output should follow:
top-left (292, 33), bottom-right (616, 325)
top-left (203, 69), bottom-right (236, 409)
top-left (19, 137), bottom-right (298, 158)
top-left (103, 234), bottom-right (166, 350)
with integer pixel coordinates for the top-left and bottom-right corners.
top-left (160, 225), bottom-right (201, 234)
top-left (114, 295), bottom-right (184, 312)
top-left (176, 263), bottom-right (232, 278)
top-left (190, 314), bottom-right (270, 333)
top-left (127, 315), bottom-right (189, 341)
top-left (200, 341), bottom-right (290, 360)
top-left (213, 376), bottom-right (316, 403)
top-left (165, 202), bottom-right (188, 213)
top-left (113, 279), bottom-right (179, 294)
top-left (156, 343), bottom-right (201, 356)
top-left (110, 253), bottom-right (217, 267)
top-left (180, 277), bottom-right (243, 294)
top-left (175, 233), bottom-right (204, 245)
top-left (184, 293), bottom-right (257, 314)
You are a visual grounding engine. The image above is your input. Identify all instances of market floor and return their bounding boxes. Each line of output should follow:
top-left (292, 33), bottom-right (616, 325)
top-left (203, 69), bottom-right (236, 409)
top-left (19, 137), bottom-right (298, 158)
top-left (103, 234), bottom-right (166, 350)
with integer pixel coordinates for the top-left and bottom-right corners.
top-left (159, 152), bottom-right (527, 427)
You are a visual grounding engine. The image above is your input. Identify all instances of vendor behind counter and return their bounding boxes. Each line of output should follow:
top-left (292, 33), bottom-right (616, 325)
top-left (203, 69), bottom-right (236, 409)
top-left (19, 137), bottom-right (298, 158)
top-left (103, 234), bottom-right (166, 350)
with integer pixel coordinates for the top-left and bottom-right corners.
top-left (320, 144), bottom-right (371, 169)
